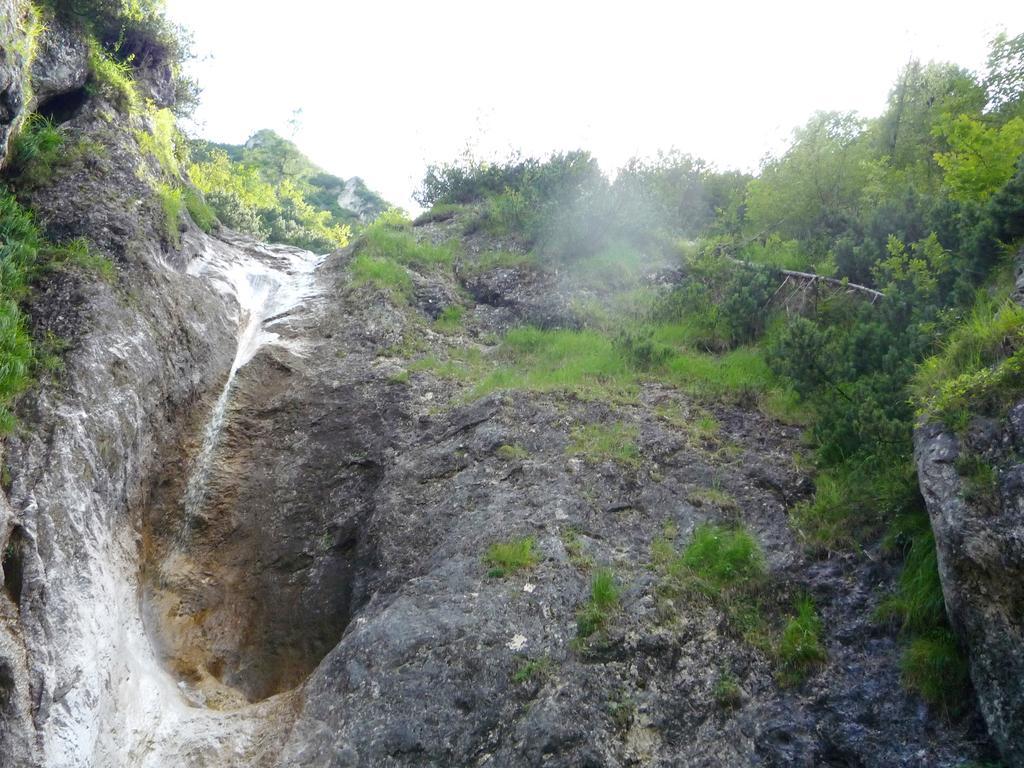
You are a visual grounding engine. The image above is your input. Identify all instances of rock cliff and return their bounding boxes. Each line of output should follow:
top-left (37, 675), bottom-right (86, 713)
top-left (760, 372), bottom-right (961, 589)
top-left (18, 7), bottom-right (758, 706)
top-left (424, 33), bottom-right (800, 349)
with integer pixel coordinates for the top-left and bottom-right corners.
top-left (0, 3), bottom-right (1012, 767)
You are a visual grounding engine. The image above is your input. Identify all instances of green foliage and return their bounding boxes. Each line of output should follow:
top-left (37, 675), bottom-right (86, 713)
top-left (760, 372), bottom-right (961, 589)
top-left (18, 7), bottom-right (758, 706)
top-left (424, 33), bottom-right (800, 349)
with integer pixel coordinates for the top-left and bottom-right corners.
top-left (676, 524), bottom-right (765, 592)
top-left (155, 183), bottom-right (182, 247)
top-left (777, 596), bottom-right (826, 685)
top-left (434, 305), bottom-right (465, 332)
top-left (901, 630), bottom-right (971, 713)
top-left (183, 188), bottom-right (217, 233)
top-left (654, 254), bottom-right (779, 351)
top-left (484, 536), bottom-right (539, 578)
top-left (789, 458), bottom-right (921, 552)
top-left (86, 37), bottom-right (140, 112)
top-left (877, 517), bottom-right (947, 634)
top-left (653, 524), bottom-right (771, 649)
top-left (914, 291), bottom-right (1024, 424)
top-left (136, 106), bottom-right (184, 178)
top-left (189, 131), bottom-right (369, 251)
top-left (512, 656), bottom-right (553, 684)
top-left (934, 115), bottom-right (1024, 202)
top-left (40, 0), bottom-right (196, 115)
top-left (568, 423), bottom-right (640, 467)
top-left (576, 568), bottom-right (620, 638)
top-left (50, 237), bottom-right (116, 282)
top-left (746, 112), bottom-right (872, 250)
top-left (713, 672), bottom-right (743, 708)
top-left (496, 443), bottom-right (529, 461)
top-left (361, 211), bottom-right (456, 269)
top-left (350, 254), bottom-right (412, 299)
top-left (7, 114), bottom-right (63, 183)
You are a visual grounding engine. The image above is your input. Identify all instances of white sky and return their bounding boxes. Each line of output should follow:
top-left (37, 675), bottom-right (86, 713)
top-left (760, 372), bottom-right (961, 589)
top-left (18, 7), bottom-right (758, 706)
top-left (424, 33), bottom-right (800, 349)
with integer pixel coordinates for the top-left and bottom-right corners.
top-left (166, 0), bottom-right (1024, 210)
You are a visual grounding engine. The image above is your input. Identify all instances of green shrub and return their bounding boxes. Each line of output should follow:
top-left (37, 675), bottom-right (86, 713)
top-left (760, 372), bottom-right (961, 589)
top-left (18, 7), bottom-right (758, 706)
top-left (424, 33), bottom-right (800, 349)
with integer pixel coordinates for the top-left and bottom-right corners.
top-left (568, 423), bottom-right (640, 467)
top-left (576, 568), bottom-right (620, 638)
top-left (350, 254), bottom-right (412, 299)
top-left (484, 536), bottom-right (539, 578)
top-left (777, 596), bottom-right (826, 685)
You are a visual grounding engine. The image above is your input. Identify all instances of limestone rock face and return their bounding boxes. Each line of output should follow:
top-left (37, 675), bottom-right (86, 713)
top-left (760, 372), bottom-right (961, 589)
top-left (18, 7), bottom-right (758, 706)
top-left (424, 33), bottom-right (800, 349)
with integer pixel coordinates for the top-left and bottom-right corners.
top-left (915, 411), bottom-right (1024, 765)
top-left (0, 0), bottom-right (28, 166)
top-left (0, 3), bottom-right (1010, 766)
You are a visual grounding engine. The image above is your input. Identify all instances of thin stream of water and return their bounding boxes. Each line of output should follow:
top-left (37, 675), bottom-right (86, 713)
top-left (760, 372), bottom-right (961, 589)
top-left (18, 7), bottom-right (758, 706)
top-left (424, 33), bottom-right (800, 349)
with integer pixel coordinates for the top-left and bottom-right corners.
top-left (177, 239), bottom-right (322, 545)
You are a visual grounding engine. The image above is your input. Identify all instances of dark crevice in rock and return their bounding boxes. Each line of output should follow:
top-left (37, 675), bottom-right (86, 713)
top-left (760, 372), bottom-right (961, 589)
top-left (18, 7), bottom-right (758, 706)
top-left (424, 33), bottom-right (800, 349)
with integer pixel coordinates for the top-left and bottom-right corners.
top-left (36, 86), bottom-right (87, 125)
top-left (2, 527), bottom-right (25, 607)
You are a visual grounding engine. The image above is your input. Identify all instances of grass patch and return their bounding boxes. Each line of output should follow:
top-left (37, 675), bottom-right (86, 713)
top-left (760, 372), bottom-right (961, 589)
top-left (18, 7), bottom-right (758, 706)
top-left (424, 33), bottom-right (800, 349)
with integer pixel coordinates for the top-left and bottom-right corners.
top-left (361, 212), bottom-right (457, 269)
top-left (687, 486), bottom-right (738, 511)
top-left (568, 423), bottom-right (640, 467)
top-left (412, 202), bottom-right (464, 226)
top-left (7, 114), bottom-right (63, 184)
top-left (50, 237), bottom-right (116, 282)
top-left (156, 183), bottom-right (183, 248)
top-left (562, 528), bottom-right (594, 570)
top-left (136, 106), bottom-right (182, 179)
top-left (955, 453), bottom-right (999, 509)
top-left (653, 523), bottom-right (771, 648)
top-left (713, 672), bottom-right (743, 709)
top-left (474, 327), bottom-right (636, 401)
top-left (350, 253), bottom-right (412, 299)
top-left (576, 568), bottom-right (621, 638)
top-left (876, 511), bottom-right (972, 712)
top-left (914, 293), bottom-right (1024, 427)
top-left (901, 630), bottom-right (970, 714)
top-left (777, 596), bottom-right (826, 685)
top-left (87, 37), bottom-right (140, 113)
top-left (484, 536), bottom-right (539, 578)
top-left (434, 304), bottom-right (465, 333)
top-left (407, 348), bottom-right (490, 383)
top-left (512, 655), bottom-right (553, 684)
top-left (790, 457), bottom-right (920, 553)
top-left (497, 443), bottom-right (529, 461)
top-left (461, 249), bottom-right (540, 276)
top-left (183, 188), bottom-right (217, 233)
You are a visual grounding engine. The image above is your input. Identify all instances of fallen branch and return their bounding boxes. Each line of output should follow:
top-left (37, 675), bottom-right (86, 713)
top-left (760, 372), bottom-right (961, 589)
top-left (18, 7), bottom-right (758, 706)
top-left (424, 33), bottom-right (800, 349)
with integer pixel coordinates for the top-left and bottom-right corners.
top-left (727, 257), bottom-right (885, 303)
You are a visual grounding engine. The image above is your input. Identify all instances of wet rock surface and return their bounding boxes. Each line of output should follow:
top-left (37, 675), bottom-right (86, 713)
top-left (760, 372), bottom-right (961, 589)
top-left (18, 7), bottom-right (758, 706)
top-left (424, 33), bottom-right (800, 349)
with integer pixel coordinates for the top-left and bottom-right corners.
top-left (0, 9), bottom-right (1009, 765)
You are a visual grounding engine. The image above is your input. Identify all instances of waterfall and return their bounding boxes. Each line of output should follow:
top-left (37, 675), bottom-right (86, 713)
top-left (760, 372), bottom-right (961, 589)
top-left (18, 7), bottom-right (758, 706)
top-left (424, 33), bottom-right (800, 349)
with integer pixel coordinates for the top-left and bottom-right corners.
top-left (178, 238), bottom-right (322, 540)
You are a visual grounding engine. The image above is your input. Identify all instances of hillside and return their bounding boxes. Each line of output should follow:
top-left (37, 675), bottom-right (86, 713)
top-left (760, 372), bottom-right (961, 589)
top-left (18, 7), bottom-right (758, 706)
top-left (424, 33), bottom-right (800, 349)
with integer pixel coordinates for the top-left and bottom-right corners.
top-left (0, 1), bottom-right (1023, 767)
top-left (190, 129), bottom-right (389, 249)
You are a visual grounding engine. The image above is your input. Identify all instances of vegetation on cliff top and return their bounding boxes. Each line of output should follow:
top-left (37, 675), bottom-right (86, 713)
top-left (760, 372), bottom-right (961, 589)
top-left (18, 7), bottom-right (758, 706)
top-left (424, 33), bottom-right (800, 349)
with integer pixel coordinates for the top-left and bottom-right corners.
top-left (389, 30), bottom-right (1024, 712)
top-left (189, 130), bottom-right (387, 252)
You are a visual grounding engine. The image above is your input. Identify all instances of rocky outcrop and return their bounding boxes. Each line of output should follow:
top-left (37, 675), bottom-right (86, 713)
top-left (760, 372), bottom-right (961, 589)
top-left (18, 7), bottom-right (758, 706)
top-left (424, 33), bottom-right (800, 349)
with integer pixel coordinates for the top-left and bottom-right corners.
top-left (0, 3), bottom-right (1007, 765)
top-left (0, 0), bottom-right (29, 165)
top-left (915, 405), bottom-right (1024, 765)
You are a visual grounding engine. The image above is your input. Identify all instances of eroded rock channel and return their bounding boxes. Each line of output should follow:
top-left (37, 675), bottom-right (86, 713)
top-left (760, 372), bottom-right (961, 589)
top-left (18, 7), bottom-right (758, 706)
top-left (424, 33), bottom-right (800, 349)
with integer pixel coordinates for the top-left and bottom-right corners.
top-left (140, 234), bottom-right (378, 707)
